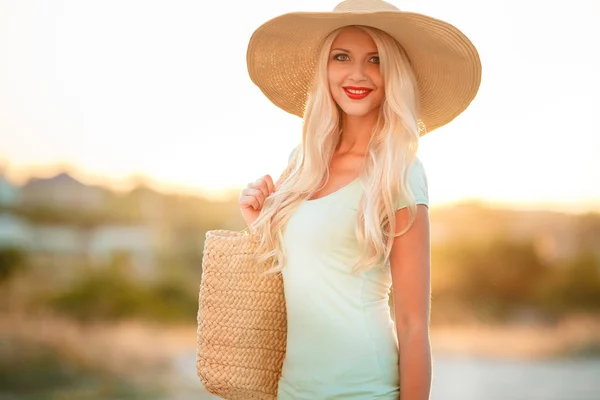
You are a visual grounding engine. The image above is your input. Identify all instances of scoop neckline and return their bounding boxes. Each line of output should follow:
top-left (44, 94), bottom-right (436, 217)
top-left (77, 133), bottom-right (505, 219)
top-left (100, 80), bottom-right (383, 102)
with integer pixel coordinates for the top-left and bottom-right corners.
top-left (305, 177), bottom-right (360, 203)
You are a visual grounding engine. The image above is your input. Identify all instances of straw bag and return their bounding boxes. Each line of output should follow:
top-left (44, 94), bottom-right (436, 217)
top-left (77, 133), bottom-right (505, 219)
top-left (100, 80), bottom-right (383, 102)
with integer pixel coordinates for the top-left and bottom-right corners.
top-left (196, 166), bottom-right (293, 399)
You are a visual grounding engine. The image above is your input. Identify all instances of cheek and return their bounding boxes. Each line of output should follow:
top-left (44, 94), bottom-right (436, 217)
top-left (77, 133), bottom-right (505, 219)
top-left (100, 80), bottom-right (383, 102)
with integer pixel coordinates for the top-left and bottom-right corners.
top-left (327, 68), bottom-right (345, 103)
top-left (370, 67), bottom-right (383, 88)
top-left (327, 66), bottom-right (342, 88)
top-left (371, 69), bottom-right (385, 102)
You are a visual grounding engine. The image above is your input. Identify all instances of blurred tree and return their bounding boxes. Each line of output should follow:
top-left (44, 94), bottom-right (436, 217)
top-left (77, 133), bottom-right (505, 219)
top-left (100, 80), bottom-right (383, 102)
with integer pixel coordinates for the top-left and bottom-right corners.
top-left (433, 238), bottom-right (549, 320)
top-left (575, 213), bottom-right (600, 254)
top-left (0, 247), bottom-right (27, 284)
top-left (536, 251), bottom-right (600, 315)
top-left (47, 253), bottom-right (198, 323)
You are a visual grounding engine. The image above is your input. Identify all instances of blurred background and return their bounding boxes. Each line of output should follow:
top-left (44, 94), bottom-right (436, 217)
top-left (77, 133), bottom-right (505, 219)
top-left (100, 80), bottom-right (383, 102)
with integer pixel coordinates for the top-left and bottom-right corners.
top-left (0, 0), bottom-right (598, 399)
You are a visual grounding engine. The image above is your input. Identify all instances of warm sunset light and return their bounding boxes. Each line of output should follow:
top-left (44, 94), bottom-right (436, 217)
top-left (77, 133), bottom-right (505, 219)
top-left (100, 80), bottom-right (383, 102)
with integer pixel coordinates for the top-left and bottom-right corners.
top-left (1, 2), bottom-right (599, 400)
top-left (1, 0), bottom-right (598, 213)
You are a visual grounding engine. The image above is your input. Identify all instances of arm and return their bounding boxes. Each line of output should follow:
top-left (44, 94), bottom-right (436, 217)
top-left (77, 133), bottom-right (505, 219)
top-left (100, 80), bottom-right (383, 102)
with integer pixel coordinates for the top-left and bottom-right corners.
top-left (390, 204), bottom-right (432, 400)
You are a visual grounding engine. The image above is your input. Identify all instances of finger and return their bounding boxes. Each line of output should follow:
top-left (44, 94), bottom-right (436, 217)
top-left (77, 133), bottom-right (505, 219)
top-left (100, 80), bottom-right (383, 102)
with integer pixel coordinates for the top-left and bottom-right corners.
top-left (263, 174), bottom-right (275, 194)
top-left (255, 179), bottom-right (270, 199)
top-left (241, 187), bottom-right (265, 202)
top-left (239, 195), bottom-right (260, 211)
top-left (240, 188), bottom-right (265, 208)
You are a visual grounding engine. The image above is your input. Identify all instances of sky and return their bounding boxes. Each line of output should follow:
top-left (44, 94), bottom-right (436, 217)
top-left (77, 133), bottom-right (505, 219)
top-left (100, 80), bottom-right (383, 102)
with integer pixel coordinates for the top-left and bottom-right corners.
top-left (0, 0), bottom-right (599, 212)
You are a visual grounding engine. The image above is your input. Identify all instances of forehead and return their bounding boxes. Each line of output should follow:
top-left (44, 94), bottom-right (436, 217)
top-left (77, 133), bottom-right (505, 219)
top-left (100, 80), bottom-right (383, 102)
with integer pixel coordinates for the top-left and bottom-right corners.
top-left (331, 26), bottom-right (378, 52)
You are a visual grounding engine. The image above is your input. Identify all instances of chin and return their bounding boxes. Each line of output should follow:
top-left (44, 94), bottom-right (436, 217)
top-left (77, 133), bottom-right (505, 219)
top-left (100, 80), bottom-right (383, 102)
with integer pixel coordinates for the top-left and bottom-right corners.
top-left (338, 103), bottom-right (380, 117)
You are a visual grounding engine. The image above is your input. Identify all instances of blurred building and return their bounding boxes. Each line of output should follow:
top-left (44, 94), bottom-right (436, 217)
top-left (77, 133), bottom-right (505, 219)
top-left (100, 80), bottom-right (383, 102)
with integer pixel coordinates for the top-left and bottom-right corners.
top-left (88, 224), bottom-right (158, 278)
top-left (20, 172), bottom-right (105, 210)
top-left (0, 213), bottom-right (159, 281)
top-left (0, 213), bottom-right (32, 248)
top-left (430, 204), bottom-right (594, 264)
top-left (127, 185), bottom-right (166, 223)
top-left (0, 171), bottom-right (20, 207)
top-left (28, 223), bottom-right (159, 281)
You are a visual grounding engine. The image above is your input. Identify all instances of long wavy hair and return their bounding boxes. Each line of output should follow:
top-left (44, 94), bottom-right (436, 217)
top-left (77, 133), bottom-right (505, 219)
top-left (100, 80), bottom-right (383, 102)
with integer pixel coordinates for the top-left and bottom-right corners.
top-left (251, 25), bottom-right (421, 275)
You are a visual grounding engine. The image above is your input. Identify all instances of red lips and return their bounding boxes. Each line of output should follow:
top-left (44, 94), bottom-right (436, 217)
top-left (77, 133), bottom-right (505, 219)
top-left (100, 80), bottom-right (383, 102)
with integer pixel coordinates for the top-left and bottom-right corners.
top-left (343, 86), bottom-right (373, 100)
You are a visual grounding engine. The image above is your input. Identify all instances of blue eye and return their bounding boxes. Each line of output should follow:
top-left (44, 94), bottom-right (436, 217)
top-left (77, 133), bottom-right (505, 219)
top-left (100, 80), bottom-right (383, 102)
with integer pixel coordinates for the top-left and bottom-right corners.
top-left (333, 53), bottom-right (350, 61)
top-left (370, 56), bottom-right (380, 64)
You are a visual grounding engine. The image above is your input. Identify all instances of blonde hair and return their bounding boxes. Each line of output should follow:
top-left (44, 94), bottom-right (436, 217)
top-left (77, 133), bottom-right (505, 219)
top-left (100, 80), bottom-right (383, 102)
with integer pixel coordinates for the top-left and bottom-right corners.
top-left (252, 25), bottom-right (421, 274)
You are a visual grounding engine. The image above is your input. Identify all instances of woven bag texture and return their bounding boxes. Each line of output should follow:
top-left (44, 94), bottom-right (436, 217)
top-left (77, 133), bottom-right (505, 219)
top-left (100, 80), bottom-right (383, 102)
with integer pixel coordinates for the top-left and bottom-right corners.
top-left (197, 229), bottom-right (287, 400)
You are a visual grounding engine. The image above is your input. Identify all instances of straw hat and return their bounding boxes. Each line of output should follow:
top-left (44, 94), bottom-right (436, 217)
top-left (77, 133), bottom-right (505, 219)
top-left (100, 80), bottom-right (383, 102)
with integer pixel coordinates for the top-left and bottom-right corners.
top-left (246, 0), bottom-right (482, 134)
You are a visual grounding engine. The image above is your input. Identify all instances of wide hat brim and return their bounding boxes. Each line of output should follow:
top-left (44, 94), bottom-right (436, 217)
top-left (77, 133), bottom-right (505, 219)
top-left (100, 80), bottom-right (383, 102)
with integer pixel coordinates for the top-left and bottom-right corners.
top-left (246, 5), bottom-right (482, 134)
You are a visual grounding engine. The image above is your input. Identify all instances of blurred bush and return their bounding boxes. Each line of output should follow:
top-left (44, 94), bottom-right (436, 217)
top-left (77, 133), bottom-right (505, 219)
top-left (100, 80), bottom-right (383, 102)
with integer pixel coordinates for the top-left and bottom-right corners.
top-left (47, 255), bottom-right (198, 323)
top-left (1, 200), bottom-right (598, 327)
top-left (0, 336), bottom-right (163, 399)
top-left (0, 311), bottom-right (168, 400)
top-left (536, 251), bottom-right (600, 315)
top-left (4, 234), bottom-right (599, 327)
top-left (430, 237), bottom-right (600, 323)
top-left (0, 246), bottom-right (27, 284)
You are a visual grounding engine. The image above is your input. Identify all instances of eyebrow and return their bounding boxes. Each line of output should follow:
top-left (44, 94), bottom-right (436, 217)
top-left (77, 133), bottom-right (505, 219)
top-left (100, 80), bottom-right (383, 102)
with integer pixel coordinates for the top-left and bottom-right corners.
top-left (331, 47), bottom-right (378, 55)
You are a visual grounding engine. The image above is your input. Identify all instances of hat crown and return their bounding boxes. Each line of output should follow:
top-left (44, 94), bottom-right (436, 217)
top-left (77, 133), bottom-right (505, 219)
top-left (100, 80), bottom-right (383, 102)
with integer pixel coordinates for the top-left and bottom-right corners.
top-left (333, 0), bottom-right (400, 13)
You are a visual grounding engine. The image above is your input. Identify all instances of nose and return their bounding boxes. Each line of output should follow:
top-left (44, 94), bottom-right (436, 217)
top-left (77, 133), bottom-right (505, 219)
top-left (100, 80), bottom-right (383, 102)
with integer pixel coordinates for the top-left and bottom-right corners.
top-left (348, 62), bottom-right (367, 83)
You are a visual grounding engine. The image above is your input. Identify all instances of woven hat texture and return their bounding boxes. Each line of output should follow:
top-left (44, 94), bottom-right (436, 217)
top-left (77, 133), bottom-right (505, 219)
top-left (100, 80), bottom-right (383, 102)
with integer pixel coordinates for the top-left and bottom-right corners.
top-left (246, 0), bottom-right (482, 134)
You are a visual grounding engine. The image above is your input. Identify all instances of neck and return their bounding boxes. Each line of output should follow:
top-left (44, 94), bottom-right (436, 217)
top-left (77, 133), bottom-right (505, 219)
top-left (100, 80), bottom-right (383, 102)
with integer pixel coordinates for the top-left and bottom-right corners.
top-left (337, 110), bottom-right (379, 154)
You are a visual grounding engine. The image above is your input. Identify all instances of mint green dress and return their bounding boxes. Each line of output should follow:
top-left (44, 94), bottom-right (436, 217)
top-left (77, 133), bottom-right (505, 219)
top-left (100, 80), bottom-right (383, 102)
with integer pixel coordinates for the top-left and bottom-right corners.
top-left (276, 159), bottom-right (429, 400)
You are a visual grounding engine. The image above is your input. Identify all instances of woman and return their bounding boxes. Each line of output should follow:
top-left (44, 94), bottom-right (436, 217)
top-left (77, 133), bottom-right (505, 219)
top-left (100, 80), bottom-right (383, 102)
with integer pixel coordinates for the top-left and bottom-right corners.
top-left (238, 1), bottom-right (481, 399)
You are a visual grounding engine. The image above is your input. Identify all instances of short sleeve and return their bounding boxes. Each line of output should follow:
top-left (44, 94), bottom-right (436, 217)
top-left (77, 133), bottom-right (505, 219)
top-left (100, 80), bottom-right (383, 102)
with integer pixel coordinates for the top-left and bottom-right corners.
top-left (395, 158), bottom-right (429, 210)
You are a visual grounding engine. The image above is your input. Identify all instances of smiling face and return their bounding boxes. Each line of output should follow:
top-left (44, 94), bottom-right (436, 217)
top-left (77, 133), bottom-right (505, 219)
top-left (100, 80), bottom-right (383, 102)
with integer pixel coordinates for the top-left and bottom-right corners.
top-left (327, 26), bottom-right (385, 119)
